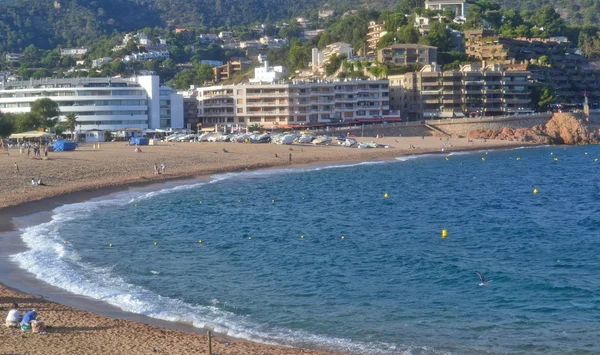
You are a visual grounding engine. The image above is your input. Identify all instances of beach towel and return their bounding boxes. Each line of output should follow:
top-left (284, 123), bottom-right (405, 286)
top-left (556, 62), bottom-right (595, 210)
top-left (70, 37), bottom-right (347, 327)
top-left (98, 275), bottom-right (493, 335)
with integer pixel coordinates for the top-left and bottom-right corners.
top-left (20, 323), bottom-right (32, 332)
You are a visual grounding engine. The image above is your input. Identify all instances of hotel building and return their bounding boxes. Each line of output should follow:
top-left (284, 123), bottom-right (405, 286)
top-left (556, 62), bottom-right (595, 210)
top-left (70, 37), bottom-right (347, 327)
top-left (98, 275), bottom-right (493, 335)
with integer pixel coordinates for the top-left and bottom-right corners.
top-left (196, 80), bottom-right (390, 127)
top-left (0, 76), bottom-right (183, 130)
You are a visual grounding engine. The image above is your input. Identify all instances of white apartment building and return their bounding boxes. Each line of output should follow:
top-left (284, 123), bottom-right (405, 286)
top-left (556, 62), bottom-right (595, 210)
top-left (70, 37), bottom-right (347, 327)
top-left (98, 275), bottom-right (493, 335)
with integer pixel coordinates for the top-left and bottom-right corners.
top-left (123, 50), bottom-right (170, 63)
top-left (250, 62), bottom-right (288, 83)
top-left (60, 48), bottom-right (88, 57)
top-left (0, 76), bottom-right (183, 131)
top-left (196, 79), bottom-right (390, 127)
top-left (425, 0), bottom-right (469, 22)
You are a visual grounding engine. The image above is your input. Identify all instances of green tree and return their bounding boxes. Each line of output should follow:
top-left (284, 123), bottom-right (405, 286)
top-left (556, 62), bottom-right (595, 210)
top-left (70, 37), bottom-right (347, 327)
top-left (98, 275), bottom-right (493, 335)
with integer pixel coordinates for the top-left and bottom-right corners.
top-left (532, 85), bottom-right (556, 110)
top-left (195, 63), bottom-right (214, 84)
top-left (15, 113), bottom-right (41, 132)
top-left (465, 5), bottom-right (483, 29)
top-left (397, 24), bottom-right (420, 44)
top-left (534, 5), bottom-right (565, 36)
top-left (31, 98), bottom-right (60, 130)
top-left (65, 112), bottom-right (78, 139)
top-left (425, 21), bottom-right (451, 51)
top-left (0, 112), bottom-right (16, 137)
top-left (248, 123), bottom-right (263, 132)
top-left (104, 130), bottom-right (114, 142)
top-left (325, 54), bottom-right (346, 76)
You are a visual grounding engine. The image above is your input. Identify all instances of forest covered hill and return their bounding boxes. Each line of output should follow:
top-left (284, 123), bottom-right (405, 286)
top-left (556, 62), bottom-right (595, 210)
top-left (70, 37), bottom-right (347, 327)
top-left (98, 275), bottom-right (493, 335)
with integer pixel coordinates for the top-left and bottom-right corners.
top-left (0, 0), bottom-right (599, 53)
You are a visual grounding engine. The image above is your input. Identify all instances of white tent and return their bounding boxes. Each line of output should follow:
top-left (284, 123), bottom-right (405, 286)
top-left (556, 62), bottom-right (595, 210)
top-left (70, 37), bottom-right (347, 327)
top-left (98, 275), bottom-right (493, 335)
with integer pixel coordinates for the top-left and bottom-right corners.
top-left (9, 131), bottom-right (55, 139)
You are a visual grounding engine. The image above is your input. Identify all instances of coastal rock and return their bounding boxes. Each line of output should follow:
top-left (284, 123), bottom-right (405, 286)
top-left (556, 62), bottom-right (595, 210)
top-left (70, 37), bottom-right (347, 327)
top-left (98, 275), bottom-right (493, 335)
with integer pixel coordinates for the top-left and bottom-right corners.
top-left (466, 113), bottom-right (599, 145)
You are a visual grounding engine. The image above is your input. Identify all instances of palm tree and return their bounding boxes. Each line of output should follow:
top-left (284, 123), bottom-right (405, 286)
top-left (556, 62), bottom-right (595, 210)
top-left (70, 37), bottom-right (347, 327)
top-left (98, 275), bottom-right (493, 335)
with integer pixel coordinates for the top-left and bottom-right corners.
top-left (65, 112), bottom-right (78, 140)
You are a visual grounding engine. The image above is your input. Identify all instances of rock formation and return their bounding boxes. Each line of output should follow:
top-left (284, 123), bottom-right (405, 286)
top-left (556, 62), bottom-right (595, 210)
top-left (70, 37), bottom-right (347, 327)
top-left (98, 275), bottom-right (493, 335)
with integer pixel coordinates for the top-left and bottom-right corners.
top-left (466, 113), bottom-right (599, 145)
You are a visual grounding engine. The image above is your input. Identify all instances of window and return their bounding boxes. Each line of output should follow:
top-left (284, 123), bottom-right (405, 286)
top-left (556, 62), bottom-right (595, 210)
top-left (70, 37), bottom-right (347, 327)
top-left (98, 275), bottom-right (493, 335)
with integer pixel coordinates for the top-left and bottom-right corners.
top-left (237, 98), bottom-right (243, 104)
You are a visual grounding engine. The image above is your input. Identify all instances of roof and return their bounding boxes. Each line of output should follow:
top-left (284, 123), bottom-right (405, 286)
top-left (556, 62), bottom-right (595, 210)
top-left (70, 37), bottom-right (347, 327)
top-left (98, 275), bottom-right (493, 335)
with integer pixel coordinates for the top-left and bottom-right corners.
top-left (382, 44), bottom-right (437, 50)
top-left (9, 131), bottom-right (55, 139)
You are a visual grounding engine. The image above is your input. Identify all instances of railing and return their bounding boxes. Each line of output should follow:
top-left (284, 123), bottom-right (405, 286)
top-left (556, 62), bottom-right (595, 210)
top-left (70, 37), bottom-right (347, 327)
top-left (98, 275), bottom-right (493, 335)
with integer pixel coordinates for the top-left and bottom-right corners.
top-left (425, 112), bottom-right (551, 125)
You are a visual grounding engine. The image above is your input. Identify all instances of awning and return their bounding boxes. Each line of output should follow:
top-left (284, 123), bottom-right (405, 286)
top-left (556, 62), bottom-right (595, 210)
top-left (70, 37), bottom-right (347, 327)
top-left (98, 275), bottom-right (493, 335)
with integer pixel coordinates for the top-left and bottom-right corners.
top-left (9, 131), bottom-right (55, 139)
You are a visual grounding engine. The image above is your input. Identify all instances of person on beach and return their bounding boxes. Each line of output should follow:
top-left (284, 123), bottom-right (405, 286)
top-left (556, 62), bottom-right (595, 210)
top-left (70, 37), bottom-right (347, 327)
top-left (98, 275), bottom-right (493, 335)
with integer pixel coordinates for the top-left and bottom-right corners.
top-left (13, 162), bottom-right (19, 174)
top-left (5, 303), bottom-right (22, 327)
top-left (289, 153), bottom-right (292, 164)
top-left (161, 163), bottom-right (166, 173)
top-left (154, 163), bottom-right (159, 175)
top-left (31, 178), bottom-right (36, 185)
top-left (27, 147), bottom-right (31, 158)
top-left (20, 310), bottom-right (36, 332)
top-left (44, 147), bottom-right (48, 158)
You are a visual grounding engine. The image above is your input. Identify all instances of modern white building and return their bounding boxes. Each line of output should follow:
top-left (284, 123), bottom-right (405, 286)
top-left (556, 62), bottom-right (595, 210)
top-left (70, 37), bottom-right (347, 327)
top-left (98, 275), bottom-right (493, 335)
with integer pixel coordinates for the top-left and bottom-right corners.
top-left (196, 79), bottom-right (390, 127)
top-left (92, 57), bottom-right (113, 68)
top-left (123, 50), bottom-right (170, 63)
top-left (250, 62), bottom-right (288, 83)
top-left (425, 0), bottom-right (469, 22)
top-left (0, 76), bottom-right (183, 131)
top-left (60, 48), bottom-right (88, 57)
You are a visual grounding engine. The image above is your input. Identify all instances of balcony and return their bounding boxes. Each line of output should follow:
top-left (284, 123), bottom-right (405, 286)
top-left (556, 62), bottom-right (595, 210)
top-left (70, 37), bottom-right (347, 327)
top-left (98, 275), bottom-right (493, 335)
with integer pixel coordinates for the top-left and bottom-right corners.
top-left (246, 110), bottom-right (289, 116)
top-left (246, 102), bottom-right (289, 106)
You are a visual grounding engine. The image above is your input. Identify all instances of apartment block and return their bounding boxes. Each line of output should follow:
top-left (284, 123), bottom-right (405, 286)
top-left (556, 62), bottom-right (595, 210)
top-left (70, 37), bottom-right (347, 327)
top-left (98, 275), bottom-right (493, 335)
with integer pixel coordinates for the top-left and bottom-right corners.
top-left (377, 44), bottom-right (437, 66)
top-left (465, 29), bottom-right (600, 103)
top-left (196, 80), bottom-right (390, 127)
top-left (389, 63), bottom-right (532, 120)
top-left (366, 21), bottom-right (387, 56)
top-left (213, 61), bottom-right (252, 83)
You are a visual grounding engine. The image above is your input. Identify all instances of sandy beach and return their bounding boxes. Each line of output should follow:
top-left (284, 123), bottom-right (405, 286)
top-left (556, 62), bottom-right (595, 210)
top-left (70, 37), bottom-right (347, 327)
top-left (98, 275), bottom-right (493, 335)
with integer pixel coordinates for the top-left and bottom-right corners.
top-left (0, 137), bottom-right (528, 211)
top-left (0, 136), bottom-right (535, 355)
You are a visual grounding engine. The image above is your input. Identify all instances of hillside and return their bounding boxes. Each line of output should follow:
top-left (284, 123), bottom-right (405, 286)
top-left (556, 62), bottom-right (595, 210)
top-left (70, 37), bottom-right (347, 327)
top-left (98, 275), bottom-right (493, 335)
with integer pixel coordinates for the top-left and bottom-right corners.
top-left (0, 0), bottom-right (599, 53)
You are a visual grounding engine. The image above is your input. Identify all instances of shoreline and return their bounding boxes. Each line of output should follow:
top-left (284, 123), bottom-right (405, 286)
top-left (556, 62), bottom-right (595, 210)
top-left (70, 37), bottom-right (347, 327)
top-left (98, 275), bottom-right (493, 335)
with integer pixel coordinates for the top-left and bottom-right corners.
top-left (0, 138), bottom-right (541, 354)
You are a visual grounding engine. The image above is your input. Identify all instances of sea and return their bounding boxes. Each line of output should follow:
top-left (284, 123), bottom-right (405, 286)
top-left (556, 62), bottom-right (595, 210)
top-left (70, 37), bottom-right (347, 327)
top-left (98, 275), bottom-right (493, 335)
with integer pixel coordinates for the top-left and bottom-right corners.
top-left (9, 145), bottom-right (600, 355)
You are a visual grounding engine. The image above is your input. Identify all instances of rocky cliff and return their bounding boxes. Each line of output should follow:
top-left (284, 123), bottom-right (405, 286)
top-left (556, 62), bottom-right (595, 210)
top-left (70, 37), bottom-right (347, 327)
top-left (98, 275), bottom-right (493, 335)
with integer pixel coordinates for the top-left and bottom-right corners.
top-left (466, 113), bottom-right (600, 145)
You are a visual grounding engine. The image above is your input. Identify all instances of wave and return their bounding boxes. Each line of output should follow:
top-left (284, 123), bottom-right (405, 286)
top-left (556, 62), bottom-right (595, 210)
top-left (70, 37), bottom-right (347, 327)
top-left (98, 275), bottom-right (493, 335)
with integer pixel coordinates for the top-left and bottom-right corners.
top-left (10, 167), bottom-right (443, 355)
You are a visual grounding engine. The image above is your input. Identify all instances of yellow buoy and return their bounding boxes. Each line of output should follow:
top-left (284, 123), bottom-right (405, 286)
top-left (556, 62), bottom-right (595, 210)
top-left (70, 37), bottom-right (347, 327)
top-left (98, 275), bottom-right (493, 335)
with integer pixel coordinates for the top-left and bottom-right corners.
top-left (63, 241), bottom-right (68, 244)
top-left (516, 158), bottom-right (520, 161)
top-left (481, 157), bottom-right (486, 161)
top-left (554, 157), bottom-right (558, 161)
top-left (109, 243), bottom-right (113, 247)
top-left (238, 200), bottom-right (241, 203)
top-left (248, 237), bottom-right (252, 240)
top-left (301, 235), bottom-right (304, 239)
top-left (154, 241), bottom-right (158, 245)
top-left (134, 203), bottom-right (138, 207)
top-left (445, 157), bottom-right (449, 161)
top-left (485, 152), bottom-right (488, 155)
top-left (341, 235), bottom-right (345, 239)
top-left (441, 229), bottom-right (448, 238)
top-left (272, 199), bottom-right (275, 203)
top-left (595, 158), bottom-right (598, 162)
top-left (533, 188), bottom-right (539, 194)
top-left (384, 193), bottom-right (389, 198)
top-left (199, 240), bottom-right (203, 243)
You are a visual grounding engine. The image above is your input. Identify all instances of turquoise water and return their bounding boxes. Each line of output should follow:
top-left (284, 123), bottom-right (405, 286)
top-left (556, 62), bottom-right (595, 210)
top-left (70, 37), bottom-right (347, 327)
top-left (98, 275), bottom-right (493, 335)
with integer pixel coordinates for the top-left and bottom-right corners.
top-left (13, 146), bottom-right (600, 354)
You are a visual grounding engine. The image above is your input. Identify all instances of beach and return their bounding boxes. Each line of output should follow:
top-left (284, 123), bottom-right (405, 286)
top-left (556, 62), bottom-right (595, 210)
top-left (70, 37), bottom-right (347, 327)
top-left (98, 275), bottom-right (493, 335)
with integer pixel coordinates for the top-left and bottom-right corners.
top-left (0, 137), bottom-right (527, 211)
top-left (0, 137), bottom-right (536, 355)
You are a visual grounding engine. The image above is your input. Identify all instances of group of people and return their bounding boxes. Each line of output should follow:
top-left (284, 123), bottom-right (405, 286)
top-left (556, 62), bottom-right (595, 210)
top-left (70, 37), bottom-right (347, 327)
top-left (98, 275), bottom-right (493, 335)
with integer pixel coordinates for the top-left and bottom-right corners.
top-left (153, 162), bottom-right (166, 175)
top-left (27, 145), bottom-right (48, 159)
top-left (5, 303), bottom-right (46, 333)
